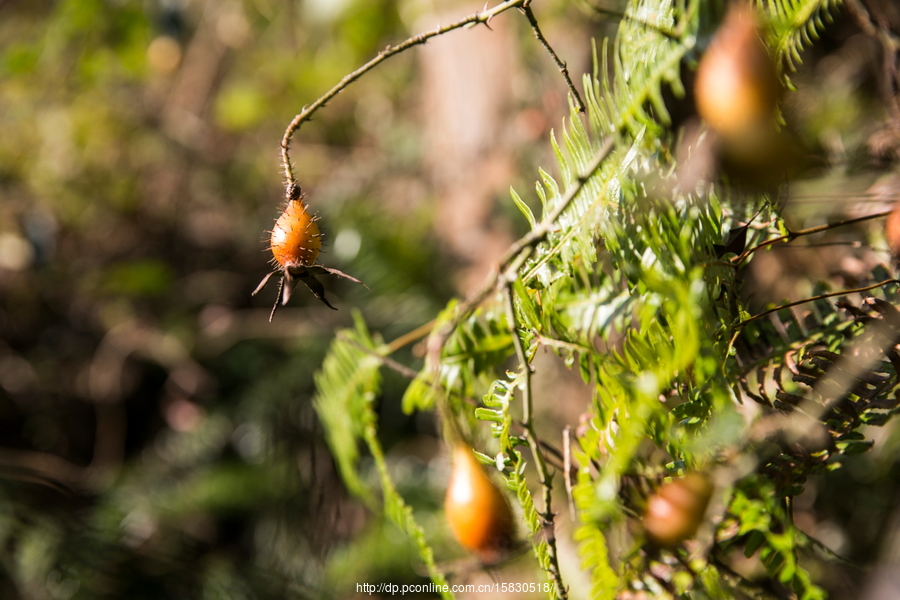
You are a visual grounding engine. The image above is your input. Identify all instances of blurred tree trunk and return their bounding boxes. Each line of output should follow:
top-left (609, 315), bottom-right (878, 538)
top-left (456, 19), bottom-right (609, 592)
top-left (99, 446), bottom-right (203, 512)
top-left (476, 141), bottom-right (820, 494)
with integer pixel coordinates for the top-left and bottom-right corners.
top-left (415, 0), bottom-right (518, 293)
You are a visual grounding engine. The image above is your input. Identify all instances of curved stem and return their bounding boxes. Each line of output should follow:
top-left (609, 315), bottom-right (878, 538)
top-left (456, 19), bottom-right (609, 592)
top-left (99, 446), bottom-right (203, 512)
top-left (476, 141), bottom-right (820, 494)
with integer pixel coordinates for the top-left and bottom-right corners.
top-left (732, 210), bottom-right (891, 266)
top-left (738, 278), bottom-right (900, 327)
top-left (280, 0), bottom-right (527, 184)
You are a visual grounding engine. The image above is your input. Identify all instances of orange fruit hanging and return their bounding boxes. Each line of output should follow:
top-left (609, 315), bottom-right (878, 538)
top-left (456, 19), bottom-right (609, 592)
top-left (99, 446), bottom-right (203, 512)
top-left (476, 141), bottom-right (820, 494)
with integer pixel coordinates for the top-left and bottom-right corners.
top-left (445, 443), bottom-right (515, 563)
top-left (269, 194), bottom-right (322, 270)
top-left (253, 183), bottom-right (366, 320)
top-left (643, 473), bottom-right (713, 548)
top-left (694, 2), bottom-right (779, 140)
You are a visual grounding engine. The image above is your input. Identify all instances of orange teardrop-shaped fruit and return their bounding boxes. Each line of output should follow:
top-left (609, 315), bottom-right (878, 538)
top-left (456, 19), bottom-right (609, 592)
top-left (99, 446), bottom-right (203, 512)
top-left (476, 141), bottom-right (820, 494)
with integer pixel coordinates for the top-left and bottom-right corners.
top-left (445, 443), bottom-right (515, 563)
top-left (886, 200), bottom-right (900, 258)
top-left (694, 3), bottom-right (779, 139)
top-left (270, 199), bottom-right (321, 269)
top-left (643, 473), bottom-right (713, 548)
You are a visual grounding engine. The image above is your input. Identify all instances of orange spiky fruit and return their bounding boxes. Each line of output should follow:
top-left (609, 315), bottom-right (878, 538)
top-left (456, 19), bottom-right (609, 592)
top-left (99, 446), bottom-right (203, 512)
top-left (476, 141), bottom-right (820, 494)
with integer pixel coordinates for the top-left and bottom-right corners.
top-left (252, 183), bottom-right (366, 320)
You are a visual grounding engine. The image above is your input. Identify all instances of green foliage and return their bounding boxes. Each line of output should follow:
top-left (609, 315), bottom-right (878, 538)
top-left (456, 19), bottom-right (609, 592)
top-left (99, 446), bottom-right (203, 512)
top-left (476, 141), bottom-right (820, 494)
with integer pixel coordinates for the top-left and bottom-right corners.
top-left (313, 314), bottom-right (451, 595)
top-left (763, 0), bottom-right (844, 86)
top-left (402, 301), bottom-right (513, 414)
top-left (314, 313), bottom-right (384, 500)
top-left (313, 0), bottom-right (900, 598)
top-left (1, 0), bottom-right (895, 597)
top-left (573, 467), bottom-right (620, 600)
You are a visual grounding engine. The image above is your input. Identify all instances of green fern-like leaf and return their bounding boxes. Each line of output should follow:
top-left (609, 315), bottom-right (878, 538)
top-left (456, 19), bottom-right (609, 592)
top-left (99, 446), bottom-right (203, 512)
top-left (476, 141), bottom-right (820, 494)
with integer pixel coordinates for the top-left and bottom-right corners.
top-left (364, 424), bottom-right (453, 599)
top-left (510, 468), bottom-right (558, 597)
top-left (313, 312), bottom-right (383, 501)
top-left (314, 314), bottom-right (452, 596)
top-left (406, 300), bottom-right (514, 416)
top-left (572, 471), bottom-right (619, 600)
top-left (762, 0), bottom-right (843, 87)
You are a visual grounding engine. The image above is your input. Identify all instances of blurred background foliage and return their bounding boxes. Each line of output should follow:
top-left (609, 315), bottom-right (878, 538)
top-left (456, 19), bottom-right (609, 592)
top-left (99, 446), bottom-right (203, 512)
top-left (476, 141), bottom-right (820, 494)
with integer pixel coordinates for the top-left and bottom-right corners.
top-left (2, 0), bottom-right (900, 598)
top-left (0, 0), bottom-right (593, 597)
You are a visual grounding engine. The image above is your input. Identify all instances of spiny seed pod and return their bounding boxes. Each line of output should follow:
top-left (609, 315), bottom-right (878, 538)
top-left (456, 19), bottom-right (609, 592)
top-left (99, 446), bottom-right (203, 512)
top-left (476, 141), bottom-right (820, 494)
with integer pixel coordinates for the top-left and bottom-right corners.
top-left (253, 183), bottom-right (366, 321)
top-left (445, 443), bottom-right (515, 563)
top-left (694, 2), bottom-right (779, 139)
top-left (270, 196), bottom-right (322, 269)
top-left (644, 473), bottom-right (713, 548)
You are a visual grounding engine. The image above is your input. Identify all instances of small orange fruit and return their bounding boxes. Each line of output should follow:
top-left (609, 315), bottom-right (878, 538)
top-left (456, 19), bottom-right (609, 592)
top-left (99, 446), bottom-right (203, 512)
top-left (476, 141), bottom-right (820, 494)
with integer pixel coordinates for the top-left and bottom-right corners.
top-left (693, 3), bottom-right (802, 187)
top-left (643, 473), bottom-right (713, 548)
top-left (694, 3), bottom-right (779, 139)
top-left (445, 443), bottom-right (515, 563)
top-left (253, 183), bottom-right (366, 321)
top-left (270, 196), bottom-right (322, 269)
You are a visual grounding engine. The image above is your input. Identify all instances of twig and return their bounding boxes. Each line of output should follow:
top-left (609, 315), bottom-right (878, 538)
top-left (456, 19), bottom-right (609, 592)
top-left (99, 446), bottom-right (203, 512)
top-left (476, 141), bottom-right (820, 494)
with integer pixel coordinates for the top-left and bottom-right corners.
top-left (731, 210), bottom-right (891, 266)
top-left (710, 554), bottom-right (788, 600)
top-left (738, 278), bottom-right (900, 327)
top-left (520, 0), bottom-right (585, 113)
top-left (336, 330), bottom-right (420, 379)
top-left (503, 285), bottom-right (568, 599)
top-left (798, 528), bottom-right (860, 568)
top-left (587, 5), bottom-right (680, 40)
top-left (280, 0), bottom-right (527, 185)
top-left (0, 449), bottom-right (85, 491)
top-left (769, 240), bottom-right (868, 250)
top-left (533, 331), bottom-right (597, 355)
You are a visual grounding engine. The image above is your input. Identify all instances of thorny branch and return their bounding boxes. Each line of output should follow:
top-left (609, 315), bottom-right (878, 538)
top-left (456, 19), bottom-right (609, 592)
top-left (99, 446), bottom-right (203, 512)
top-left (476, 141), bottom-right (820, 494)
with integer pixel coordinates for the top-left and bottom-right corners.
top-left (521, 0), bottom-right (585, 113)
top-left (280, 0), bottom-right (528, 185)
top-left (732, 209), bottom-right (892, 266)
top-left (280, 0), bottom-right (590, 186)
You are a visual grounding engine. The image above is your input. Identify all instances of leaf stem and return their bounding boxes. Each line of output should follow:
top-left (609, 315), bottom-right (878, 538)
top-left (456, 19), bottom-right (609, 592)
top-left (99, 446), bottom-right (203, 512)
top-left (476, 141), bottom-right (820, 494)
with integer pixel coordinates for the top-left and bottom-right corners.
top-left (738, 278), bottom-right (900, 327)
top-left (386, 319), bottom-right (436, 354)
top-left (732, 210), bottom-right (891, 266)
top-left (503, 284), bottom-right (568, 600)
